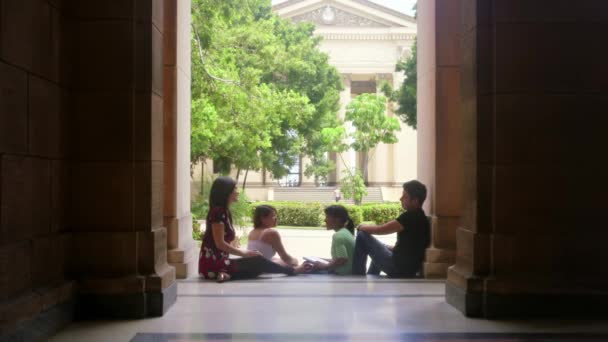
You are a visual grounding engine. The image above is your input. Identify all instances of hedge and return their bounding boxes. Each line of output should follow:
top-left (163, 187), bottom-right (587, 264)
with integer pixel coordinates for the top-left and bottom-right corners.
top-left (249, 201), bottom-right (403, 227)
top-left (361, 203), bottom-right (403, 224)
top-left (252, 202), bottom-right (323, 227)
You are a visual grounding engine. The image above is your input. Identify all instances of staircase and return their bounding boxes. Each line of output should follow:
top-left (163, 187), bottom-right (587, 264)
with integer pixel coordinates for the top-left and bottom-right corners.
top-left (273, 187), bottom-right (383, 204)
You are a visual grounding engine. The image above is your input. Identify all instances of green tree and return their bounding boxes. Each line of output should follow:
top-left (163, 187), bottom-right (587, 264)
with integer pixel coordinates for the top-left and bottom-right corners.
top-left (340, 170), bottom-right (367, 205)
top-left (381, 1), bottom-right (417, 129)
top-left (190, 0), bottom-right (342, 189)
top-left (345, 93), bottom-right (401, 183)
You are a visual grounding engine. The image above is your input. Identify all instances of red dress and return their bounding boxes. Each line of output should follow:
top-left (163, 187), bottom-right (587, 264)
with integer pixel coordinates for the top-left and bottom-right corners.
top-left (198, 207), bottom-right (237, 279)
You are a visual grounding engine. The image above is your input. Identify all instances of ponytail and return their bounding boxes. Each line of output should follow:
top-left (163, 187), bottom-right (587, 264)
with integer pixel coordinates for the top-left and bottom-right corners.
top-left (345, 218), bottom-right (355, 235)
top-left (324, 205), bottom-right (354, 235)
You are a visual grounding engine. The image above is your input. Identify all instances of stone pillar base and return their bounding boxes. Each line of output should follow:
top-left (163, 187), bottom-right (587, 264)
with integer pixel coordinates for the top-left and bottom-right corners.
top-left (446, 266), bottom-right (608, 318)
top-left (424, 247), bottom-right (456, 278)
top-left (168, 242), bottom-right (198, 279)
top-left (76, 276), bottom-right (177, 319)
top-left (0, 281), bottom-right (75, 341)
top-left (447, 280), bottom-right (608, 318)
top-left (166, 214), bottom-right (199, 279)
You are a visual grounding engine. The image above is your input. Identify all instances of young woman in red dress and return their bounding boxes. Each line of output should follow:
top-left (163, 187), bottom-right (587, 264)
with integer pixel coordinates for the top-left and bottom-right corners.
top-left (198, 176), bottom-right (310, 282)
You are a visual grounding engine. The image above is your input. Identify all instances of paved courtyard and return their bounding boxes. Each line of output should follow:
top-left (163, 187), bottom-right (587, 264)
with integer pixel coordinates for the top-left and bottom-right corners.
top-left (49, 275), bottom-right (608, 342)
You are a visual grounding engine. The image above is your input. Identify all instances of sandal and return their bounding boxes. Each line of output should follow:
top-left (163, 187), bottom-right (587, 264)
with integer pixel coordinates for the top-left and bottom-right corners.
top-left (216, 272), bottom-right (231, 283)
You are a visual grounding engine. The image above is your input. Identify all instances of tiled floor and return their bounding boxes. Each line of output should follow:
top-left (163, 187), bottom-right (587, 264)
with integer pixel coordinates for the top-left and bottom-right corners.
top-left (49, 275), bottom-right (608, 342)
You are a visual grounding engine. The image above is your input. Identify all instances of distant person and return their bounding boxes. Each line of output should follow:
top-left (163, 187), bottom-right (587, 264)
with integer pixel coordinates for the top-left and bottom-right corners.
top-left (352, 180), bottom-right (430, 278)
top-left (309, 205), bottom-right (355, 275)
top-left (247, 205), bottom-right (299, 267)
top-left (334, 187), bottom-right (342, 202)
top-left (199, 177), bottom-right (310, 282)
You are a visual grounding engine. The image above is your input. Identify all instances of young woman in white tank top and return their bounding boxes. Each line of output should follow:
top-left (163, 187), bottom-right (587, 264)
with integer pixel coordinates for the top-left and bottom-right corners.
top-left (247, 205), bottom-right (299, 267)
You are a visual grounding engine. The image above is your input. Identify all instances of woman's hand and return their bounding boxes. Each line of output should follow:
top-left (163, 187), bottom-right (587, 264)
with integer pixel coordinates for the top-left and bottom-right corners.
top-left (243, 250), bottom-right (262, 258)
top-left (313, 261), bottom-right (328, 270)
top-left (333, 257), bottom-right (347, 266)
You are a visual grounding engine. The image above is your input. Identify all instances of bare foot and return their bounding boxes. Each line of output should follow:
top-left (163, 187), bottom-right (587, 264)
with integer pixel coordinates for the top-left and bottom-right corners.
top-left (216, 272), bottom-right (231, 283)
top-left (294, 262), bottom-right (314, 274)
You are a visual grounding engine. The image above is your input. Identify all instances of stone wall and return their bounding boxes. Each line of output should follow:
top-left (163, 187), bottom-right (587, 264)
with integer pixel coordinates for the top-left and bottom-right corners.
top-left (1, 0), bottom-right (178, 339)
top-left (1, 0), bottom-right (73, 339)
top-left (447, 0), bottom-right (608, 317)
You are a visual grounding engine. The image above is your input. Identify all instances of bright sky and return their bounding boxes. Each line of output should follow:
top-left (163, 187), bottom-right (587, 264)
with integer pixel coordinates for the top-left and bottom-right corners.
top-left (271, 0), bottom-right (418, 17)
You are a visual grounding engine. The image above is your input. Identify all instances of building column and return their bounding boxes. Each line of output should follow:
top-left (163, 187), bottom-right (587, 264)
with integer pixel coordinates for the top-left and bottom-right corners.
top-left (447, 0), bottom-right (608, 317)
top-left (300, 156), bottom-right (316, 187)
top-left (330, 73), bottom-right (352, 185)
top-left (417, 0), bottom-right (462, 279)
top-left (68, 0), bottom-right (176, 318)
top-left (163, 0), bottom-right (198, 279)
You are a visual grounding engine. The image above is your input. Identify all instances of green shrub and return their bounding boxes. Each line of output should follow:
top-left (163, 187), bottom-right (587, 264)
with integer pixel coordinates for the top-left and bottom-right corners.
top-left (231, 191), bottom-right (252, 227)
top-left (362, 203), bottom-right (403, 224)
top-left (247, 201), bottom-right (402, 228)
top-left (252, 202), bottom-right (323, 227)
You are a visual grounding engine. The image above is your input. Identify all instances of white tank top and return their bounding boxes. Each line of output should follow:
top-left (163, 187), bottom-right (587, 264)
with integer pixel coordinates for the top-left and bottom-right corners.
top-left (247, 239), bottom-right (276, 259)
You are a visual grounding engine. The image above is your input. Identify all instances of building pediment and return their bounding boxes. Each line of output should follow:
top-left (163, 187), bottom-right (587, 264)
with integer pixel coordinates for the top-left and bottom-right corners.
top-left (274, 0), bottom-right (416, 29)
top-left (291, 5), bottom-right (390, 27)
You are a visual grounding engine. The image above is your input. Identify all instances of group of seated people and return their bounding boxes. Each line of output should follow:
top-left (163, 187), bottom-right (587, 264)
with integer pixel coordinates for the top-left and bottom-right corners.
top-left (198, 177), bottom-right (430, 282)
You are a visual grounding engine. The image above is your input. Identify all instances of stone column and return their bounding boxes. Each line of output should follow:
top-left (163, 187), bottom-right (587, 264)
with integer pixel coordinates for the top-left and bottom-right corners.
top-left (447, 0), bottom-right (608, 317)
top-left (331, 73), bottom-right (352, 185)
top-left (300, 156), bottom-right (316, 187)
top-left (163, 0), bottom-right (198, 279)
top-left (417, 0), bottom-right (463, 279)
top-left (68, 0), bottom-right (176, 318)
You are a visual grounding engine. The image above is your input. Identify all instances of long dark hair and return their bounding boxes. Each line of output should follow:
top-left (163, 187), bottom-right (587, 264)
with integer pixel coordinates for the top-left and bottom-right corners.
top-left (324, 205), bottom-right (354, 235)
top-left (253, 205), bottom-right (276, 229)
top-left (208, 176), bottom-right (236, 222)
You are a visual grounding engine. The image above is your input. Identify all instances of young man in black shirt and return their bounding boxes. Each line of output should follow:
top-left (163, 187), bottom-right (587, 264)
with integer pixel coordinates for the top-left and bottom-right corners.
top-left (352, 180), bottom-right (430, 278)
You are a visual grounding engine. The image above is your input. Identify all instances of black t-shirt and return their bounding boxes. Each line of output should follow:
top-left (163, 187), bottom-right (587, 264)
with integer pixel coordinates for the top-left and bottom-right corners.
top-left (393, 209), bottom-right (430, 277)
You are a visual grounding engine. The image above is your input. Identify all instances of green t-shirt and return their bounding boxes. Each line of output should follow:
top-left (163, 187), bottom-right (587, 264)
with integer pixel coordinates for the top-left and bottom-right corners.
top-left (331, 228), bottom-right (355, 275)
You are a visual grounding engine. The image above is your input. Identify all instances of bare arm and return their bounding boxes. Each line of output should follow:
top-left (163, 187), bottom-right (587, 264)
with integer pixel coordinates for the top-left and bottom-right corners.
top-left (358, 220), bottom-right (403, 235)
top-left (315, 246), bottom-right (348, 270)
top-left (212, 223), bottom-right (259, 257)
top-left (264, 230), bottom-right (298, 266)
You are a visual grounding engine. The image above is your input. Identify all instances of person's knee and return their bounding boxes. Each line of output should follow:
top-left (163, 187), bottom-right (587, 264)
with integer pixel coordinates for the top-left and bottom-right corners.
top-left (357, 230), bottom-right (370, 238)
top-left (356, 230), bottom-right (371, 242)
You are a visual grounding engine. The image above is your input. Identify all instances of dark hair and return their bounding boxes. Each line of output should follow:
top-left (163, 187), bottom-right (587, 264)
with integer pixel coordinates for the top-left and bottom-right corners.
top-left (403, 180), bottom-right (427, 205)
top-left (253, 205), bottom-right (276, 229)
top-left (324, 205), bottom-right (354, 235)
top-left (209, 176), bottom-right (236, 209)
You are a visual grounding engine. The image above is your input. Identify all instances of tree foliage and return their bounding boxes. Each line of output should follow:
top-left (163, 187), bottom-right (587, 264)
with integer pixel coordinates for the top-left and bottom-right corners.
top-left (339, 170), bottom-right (367, 206)
top-left (345, 93), bottom-right (401, 182)
top-left (395, 39), bottom-right (417, 129)
top-left (190, 0), bottom-right (343, 188)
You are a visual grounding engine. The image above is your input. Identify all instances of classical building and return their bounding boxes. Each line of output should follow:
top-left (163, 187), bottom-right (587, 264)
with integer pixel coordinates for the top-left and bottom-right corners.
top-left (192, 0), bottom-right (418, 203)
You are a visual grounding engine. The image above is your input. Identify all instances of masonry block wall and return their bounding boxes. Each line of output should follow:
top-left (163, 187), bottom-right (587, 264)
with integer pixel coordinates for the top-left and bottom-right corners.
top-left (447, 0), bottom-right (608, 317)
top-left (1, 0), bottom-right (176, 338)
top-left (1, 0), bottom-right (73, 338)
